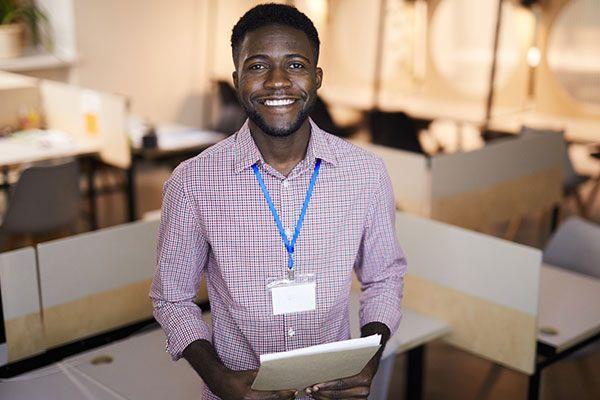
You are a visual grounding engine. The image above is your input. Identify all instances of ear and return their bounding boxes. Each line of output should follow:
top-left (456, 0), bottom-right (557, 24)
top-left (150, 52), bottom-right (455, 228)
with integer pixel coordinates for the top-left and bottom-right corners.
top-left (232, 71), bottom-right (239, 90)
top-left (315, 67), bottom-right (323, 90)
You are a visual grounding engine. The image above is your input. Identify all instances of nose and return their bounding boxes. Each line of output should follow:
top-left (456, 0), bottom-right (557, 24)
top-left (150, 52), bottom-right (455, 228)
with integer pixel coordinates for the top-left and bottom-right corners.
top-left (264, 66), bottom-right (292, 90)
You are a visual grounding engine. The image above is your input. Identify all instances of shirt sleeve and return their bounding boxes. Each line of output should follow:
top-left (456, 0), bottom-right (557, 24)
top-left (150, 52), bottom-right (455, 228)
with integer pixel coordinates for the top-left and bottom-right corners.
top-left (353, 159), bottom-right (407, 335)
top-left (149, 164), bottom-right (211, 361)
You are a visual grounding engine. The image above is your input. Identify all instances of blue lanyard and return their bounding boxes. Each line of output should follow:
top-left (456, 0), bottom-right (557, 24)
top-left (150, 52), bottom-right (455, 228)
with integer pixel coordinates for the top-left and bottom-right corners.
top-left (252, 159), bottom-right (322, 273)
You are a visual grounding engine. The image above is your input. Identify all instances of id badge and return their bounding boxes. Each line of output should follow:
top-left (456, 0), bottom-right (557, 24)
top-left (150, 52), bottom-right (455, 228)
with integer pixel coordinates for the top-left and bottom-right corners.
top-left (267, 273), bottom-right (316, 316)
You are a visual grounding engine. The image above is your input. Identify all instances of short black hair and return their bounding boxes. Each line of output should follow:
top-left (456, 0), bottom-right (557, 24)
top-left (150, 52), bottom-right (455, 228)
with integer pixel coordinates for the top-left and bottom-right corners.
top-left (231, 3), bottom-right (320, 67)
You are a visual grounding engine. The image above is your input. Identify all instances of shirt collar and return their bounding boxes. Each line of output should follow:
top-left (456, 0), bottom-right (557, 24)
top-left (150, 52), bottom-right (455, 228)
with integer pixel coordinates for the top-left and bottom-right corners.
top-left (234, 118), bottom-right (338, 174)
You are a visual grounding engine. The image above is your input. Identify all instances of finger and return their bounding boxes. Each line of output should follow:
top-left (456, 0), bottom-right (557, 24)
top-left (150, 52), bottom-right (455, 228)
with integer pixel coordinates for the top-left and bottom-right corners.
top-left (252, 389), bottom-right (297, 400)
top-left (310, 375), bottom-right (366, 392)
top-left (313, 386), bottom-right (370, 399)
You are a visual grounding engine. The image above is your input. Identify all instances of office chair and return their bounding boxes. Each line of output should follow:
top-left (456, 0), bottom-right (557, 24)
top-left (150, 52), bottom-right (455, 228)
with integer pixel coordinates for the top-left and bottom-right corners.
top-left (544, 216), bottom-right (600, 279)
top-left (0, 160), bottom-right (81, 249)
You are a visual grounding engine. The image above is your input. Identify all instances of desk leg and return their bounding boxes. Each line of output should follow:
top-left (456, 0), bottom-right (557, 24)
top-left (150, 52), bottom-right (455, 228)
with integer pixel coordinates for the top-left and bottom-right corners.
top-left (527, 368), bottom-right (541, 400)
top-left (126, 160), bottom-right (137, 222)
top-left (406, 345), bottom-right (425, 400)
top-left (86, 158), bottom-right (98, 230)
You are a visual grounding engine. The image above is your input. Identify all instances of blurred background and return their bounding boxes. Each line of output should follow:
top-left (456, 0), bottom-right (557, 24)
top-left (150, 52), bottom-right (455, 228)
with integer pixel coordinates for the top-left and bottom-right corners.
top-left (0, 1), bottom-right (599, 399)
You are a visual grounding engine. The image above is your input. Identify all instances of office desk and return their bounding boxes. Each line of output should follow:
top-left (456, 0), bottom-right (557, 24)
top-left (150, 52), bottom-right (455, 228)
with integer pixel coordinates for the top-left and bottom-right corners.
top-left (127, 127), bottom-right (226, 221)
top-left (350, 291), bottom-right (451, 400)
top-left (0, 126), bottom-right (226, 226)
top-left (0, 131), bottom-right (99, 168)
top-left (0, 328), bottom-right (203, 400)
top-left (529, 264), bottom-right (600, 400)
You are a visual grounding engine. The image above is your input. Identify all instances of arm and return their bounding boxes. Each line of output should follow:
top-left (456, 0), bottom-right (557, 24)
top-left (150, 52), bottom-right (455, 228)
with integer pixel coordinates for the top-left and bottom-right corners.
top-left (308, 163), bottom-right (407, 399)
top-left (150, 167), bottom-right (296, 400)
top-left (183, 340), bottom-right (297, 400)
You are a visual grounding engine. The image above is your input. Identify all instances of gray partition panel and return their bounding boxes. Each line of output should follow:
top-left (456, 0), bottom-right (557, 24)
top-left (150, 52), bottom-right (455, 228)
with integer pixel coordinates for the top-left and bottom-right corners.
top-left (37, 220), bottom-right (159, 309)
top-left (430, 132), bottom-right (564, 198)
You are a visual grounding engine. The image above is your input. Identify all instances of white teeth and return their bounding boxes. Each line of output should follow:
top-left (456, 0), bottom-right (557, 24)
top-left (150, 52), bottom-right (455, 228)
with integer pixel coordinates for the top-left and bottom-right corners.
top-left (264, 99), bottom-right (295, 107)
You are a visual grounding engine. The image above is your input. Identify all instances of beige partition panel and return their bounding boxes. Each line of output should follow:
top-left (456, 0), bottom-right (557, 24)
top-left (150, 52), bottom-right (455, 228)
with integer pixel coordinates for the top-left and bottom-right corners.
top-left (355, 142), bottom-right (430, 215)
top-left (396, 212), bottom-right (541, 374)
top-left (40, 80), bottom-right (130, 169)
top-left (0, 71), bottom-right (40, 131)
top-left (37, 220), bottom-right (159, 348)
top-left (429, 132), bottom-right (563, 230)
top-left (0, 248), bottom-right (46, 364)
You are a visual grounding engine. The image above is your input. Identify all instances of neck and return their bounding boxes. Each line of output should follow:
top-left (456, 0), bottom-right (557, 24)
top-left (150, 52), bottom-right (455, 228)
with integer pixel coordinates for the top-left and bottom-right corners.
top-left (249, 119), bottom-right (311, 177)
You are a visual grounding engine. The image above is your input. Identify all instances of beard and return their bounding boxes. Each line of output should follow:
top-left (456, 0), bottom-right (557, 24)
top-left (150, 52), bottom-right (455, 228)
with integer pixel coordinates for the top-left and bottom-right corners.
top-left (241, 94), bottom-right (316, 138)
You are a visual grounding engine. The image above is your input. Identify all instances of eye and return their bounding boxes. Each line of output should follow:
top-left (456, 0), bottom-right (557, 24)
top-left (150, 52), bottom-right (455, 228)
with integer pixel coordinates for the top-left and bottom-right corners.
top-left (249, 64), bottom-right (266, 71)
top-left (289, 62), bottom-right (305, 69)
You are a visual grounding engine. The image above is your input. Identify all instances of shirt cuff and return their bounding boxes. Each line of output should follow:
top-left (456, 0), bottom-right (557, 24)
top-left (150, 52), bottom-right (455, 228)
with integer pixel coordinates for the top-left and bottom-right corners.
top-left (165, 315), bottom-right (212, 361)
top-left (359, 300), bottom-right (402, 337)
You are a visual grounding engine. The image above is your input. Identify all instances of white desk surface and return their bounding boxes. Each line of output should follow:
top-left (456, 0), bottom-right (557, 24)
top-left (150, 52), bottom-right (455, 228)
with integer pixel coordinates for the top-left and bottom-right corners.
top-left (349, 291), bottom-right (451, 359)
top-left (63, 328), bottom-right (203, 400)
top-left (538, 264), bottom-right (600, 353)
top-left (0, 132), bottom-right (99, 168)
top-left (128, 118), bottom-right (227, 152)
top-left (0, 123), bottom-right (225, 168)
top-left (0, 363), bottom-right (121, 400)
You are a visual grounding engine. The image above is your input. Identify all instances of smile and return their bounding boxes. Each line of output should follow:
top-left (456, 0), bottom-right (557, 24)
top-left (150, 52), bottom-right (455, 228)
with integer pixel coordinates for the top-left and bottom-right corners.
top-left (260, 98), bottom-right (297, 107)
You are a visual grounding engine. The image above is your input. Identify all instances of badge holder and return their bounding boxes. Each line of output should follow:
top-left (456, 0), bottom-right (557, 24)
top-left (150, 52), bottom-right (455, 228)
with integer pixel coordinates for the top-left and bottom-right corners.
top-left (267, 270), bottom-right (316, 316)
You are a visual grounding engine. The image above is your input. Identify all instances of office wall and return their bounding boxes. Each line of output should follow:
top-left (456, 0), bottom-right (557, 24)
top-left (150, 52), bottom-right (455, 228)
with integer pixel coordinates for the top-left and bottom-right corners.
top-left (71, 0), bottom-right (210, 127)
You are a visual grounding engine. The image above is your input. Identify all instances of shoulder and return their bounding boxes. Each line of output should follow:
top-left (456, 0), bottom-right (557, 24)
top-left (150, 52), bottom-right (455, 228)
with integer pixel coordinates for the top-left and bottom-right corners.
top-left (320, 130), bottom-right (387, 177)
top-left (169, 134), bottom-right (236, 185)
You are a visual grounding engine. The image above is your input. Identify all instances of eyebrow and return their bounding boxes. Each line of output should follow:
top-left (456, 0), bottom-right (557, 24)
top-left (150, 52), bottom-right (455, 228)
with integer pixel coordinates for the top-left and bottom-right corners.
top-left (243, 53), bottom-right (312, 65)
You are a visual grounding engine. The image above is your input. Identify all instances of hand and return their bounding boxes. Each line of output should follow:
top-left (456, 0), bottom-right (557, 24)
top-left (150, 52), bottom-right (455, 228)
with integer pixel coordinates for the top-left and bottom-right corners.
top-left (213, 369), bottom-right (298, 400)
top-left (305, 357), bottom-right (379, 399)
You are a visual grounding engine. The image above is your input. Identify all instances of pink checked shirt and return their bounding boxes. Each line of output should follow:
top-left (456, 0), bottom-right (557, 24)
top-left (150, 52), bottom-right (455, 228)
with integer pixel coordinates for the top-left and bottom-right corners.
top-left (151, 119), bottom-right (406, 399)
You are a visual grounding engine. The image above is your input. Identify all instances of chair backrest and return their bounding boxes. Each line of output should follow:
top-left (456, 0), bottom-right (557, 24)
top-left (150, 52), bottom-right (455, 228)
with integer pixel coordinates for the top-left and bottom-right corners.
top-left (544, 216), bottom-right (600, 279)
top-left (1, 160), bottom-right (80, 235)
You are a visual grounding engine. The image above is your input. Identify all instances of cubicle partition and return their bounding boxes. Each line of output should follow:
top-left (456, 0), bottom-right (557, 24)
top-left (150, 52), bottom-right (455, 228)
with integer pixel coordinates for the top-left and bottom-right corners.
top-left (359, 131), bottom-right (564, 231)
top-left (37, 219), bottom-right (159, 348)
top-left (0, 70), bottom-right (130, 169)
top-left (396, 212), bottom-right (541, 374)
top-left (0, 248), bottom-right (45, 365)
top-left (0, 219), bottom-right (159, 369)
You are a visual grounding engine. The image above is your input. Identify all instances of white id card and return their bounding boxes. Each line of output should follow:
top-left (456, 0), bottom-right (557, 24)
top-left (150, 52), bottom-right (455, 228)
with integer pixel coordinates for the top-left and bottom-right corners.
top-left (267, 273), bottom-right (316, 315)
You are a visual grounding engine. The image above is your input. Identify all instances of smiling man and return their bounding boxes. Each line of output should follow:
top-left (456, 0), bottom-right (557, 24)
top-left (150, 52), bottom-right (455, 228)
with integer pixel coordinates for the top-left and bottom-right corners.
top-left (150, 4), bottom-right (406, 400)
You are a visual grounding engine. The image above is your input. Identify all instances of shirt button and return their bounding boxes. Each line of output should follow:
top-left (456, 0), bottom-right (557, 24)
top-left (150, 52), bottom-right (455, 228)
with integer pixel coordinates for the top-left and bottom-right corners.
top-left (283, 180), bottom-right (289, 188)
top-left (288, 328), bottom-right (295, 337)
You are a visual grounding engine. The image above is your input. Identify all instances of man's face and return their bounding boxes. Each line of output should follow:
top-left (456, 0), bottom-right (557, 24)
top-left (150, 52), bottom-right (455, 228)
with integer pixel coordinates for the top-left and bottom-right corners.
top-left (233, 24), bottom-right (323, 137)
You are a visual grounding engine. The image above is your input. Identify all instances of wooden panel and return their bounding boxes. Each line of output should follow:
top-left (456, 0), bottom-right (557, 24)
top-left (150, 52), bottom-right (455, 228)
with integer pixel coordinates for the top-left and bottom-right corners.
top-left (4, 314), bottom-right (46, 362)
top-left (404, 274), bottom-right (536, 375)
top-left (44, 278), bottom-right (153, 349)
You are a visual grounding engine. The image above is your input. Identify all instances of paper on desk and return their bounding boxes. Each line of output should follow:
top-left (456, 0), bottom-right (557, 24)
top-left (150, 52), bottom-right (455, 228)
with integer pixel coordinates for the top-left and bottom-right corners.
top-left (252, 334), bottom-right (381, 391)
